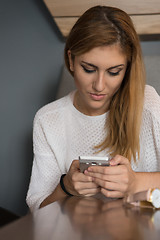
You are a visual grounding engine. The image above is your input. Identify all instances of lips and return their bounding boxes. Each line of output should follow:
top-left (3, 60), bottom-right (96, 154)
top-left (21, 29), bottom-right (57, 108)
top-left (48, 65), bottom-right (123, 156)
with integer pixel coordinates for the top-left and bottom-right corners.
top-left (90, 93), bottom-right (106, 101)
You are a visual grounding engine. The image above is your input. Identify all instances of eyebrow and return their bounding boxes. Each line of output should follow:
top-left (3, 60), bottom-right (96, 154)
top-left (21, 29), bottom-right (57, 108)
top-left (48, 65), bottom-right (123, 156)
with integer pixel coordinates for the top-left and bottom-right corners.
top-left (81, 61), bottom-right (125, 70)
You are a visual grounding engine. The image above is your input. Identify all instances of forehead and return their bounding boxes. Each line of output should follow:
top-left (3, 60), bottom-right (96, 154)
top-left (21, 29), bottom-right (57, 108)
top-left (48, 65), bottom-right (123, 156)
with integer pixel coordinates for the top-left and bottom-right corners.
top-left (75, 44), bottom-right (127, 67)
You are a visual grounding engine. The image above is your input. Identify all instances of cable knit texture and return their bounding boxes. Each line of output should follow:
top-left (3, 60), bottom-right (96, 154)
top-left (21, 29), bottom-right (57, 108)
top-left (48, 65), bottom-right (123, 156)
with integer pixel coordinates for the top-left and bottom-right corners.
top-left (26, 85), bottom-right (160, 211)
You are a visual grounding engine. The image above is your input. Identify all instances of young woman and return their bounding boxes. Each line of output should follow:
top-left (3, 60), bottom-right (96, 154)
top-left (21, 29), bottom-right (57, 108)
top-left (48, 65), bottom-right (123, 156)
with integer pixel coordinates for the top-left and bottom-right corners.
top-left (26, 6), bottom-right (160, 212)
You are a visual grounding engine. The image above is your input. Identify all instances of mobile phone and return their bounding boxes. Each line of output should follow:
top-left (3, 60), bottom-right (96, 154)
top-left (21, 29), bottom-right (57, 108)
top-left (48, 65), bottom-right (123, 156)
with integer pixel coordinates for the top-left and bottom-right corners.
top-left (79, 156), bottom-right (110, 173)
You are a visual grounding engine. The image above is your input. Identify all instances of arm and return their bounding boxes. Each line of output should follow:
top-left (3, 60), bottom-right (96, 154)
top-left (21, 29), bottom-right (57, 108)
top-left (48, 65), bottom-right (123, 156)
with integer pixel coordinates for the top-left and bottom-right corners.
top-left (40, 182), bottom-right (68, 208)
top-left (26, 115), bottom-right (63, 212)
top-left (134, 172), bottom-right (160, 192)
top-left (27, 113), bottom-right (100, 211)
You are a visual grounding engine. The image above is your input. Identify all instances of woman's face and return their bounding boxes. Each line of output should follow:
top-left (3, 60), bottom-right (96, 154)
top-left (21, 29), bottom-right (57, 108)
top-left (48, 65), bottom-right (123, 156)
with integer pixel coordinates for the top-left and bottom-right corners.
top-left (68, 44), bottom-right (127, 116)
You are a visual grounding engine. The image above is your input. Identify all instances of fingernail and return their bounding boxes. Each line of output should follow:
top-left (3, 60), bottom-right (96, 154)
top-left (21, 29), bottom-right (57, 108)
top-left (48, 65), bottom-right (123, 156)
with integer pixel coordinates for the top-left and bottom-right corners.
top-left (110, 159), bottom-right (116, 165)
top-left (87, 167), bottom-right (92, 172)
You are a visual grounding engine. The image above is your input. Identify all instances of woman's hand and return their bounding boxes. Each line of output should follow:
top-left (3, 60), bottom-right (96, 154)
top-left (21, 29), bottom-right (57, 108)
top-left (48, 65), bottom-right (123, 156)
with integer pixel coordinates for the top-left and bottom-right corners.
top-left (84, 155), bottom-right (136, 198)
top-left (64, 160), bottom-right (100, 197)
top-left (40, 160), bottom-right (100, 208)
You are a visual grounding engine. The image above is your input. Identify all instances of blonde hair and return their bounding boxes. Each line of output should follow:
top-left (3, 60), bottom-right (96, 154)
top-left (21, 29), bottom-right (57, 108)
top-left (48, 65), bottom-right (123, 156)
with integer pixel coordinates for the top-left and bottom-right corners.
top-left (64, 6), bottom-right (145, 162)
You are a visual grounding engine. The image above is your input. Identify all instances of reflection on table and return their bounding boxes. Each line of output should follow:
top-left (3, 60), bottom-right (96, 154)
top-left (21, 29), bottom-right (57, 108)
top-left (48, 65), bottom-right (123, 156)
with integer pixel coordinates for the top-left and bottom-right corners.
top-left (0, 194), bottom-right (160, 240)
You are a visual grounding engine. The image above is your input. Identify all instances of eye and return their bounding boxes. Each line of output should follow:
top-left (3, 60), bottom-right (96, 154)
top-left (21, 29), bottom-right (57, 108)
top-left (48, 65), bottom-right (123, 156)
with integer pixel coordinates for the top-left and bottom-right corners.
top-left (108, 69), bottom-right (122, 76)
top-left (81, 65), bottom-right (95, 73)
top-left (108, 71), bottom-right (120, 76)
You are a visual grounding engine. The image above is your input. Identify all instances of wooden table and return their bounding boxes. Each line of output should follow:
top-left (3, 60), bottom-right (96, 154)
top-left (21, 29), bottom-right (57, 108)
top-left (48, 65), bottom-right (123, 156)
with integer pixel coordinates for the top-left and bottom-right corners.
top-left (0, 195), bottom-right (160, 240)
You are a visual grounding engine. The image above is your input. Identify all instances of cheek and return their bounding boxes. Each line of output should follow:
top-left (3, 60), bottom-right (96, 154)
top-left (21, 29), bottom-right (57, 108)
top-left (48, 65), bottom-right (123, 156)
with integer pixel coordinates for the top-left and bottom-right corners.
top-left (108, 76), bottom-right (124, 94)
top-left (73, 73), bottom-right (85, 90)
top-left (73, 71), bottom-right (91, 89)
top-left (74, 79), bottom-right (82, 90)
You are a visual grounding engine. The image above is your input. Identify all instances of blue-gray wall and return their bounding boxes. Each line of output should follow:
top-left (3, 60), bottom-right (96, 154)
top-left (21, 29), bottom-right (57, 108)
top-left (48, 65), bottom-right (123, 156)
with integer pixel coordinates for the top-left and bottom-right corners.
top-left (0, 0), bottom-right (64, 216)
top-left (0, 0), bottom-right (160, 216)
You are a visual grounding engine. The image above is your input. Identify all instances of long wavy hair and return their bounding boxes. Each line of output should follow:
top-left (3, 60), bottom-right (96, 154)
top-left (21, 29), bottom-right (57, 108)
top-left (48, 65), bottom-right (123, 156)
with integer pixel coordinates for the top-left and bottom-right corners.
top-left (64, 6), bottom-right (145, 162)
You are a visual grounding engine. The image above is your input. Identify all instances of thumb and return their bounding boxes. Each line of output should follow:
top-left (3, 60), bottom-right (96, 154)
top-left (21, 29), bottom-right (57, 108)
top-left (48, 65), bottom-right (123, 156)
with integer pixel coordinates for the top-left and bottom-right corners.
top-left (70, 159), bottom-right (80, 171)
top-left (110, 155), bottom-right (129, 166)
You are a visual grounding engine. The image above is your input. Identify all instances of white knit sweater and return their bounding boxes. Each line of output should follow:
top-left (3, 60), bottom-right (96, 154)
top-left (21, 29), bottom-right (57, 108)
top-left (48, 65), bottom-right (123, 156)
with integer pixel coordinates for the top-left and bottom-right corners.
top-left (26, 85), bottom-right (160, 211)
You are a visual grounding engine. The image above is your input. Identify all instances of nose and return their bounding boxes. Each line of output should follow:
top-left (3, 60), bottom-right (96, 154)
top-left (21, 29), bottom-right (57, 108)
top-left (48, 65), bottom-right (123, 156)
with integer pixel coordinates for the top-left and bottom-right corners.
top-left (92, 72), bottom-right (105, 92)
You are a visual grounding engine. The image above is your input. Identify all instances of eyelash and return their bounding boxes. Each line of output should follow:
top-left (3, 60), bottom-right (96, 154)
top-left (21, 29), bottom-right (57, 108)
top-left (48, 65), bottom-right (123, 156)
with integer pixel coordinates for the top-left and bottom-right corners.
top-left (81, 65), bottom-right (121, 76)
top-left (108, 71), bottom-right (120, 76)
top-left (82, 65), bottom-right (95, 73)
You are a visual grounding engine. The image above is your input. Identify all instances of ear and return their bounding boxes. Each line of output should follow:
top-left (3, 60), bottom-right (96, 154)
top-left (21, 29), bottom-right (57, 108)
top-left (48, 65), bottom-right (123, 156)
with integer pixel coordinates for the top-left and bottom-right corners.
top-left (67, 50), bottom-right (74, 72)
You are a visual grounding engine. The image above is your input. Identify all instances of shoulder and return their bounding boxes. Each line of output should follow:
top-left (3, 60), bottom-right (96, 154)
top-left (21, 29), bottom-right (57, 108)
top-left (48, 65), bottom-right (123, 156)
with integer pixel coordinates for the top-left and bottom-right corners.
top-left (143, 85), bottom-right (160, 121)
top-left (144, 84), bottom-right (159, 99)
top-left (34, 91), bottom-right (74, 125)
top-left (144, 85), bottom-right (160, 108)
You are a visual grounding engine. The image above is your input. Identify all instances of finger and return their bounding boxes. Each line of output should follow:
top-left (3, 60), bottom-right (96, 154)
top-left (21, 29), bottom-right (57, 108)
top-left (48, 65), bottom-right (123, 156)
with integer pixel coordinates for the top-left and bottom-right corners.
top-left (70, 160), bottom-right (96, 182)
top-left (85, 170), bottom-right (125, 183)
top-left (74, 181), bottom-right (99, 191)
top-left (70, 159), bottom-right (80, 170)
top-left (79, 187), bottom-right (100, 196)
top-left (110, 155), bottom-right (129, 166)
top-left (101, 188), bottom-right (124, 198)
top-left (72, 171), bottom-right (93, 182)
top-left (85, 171), bottom-right (106, 181)
top-left (93, 177), bottom-right (125, 192)
top-left (87, 164), bottom-right (126, 175)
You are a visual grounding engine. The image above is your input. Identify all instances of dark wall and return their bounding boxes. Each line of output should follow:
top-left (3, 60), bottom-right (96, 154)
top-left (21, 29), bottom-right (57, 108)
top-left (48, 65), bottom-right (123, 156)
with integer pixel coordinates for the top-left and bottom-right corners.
top-left (0, 0), bottom-right (160, 217)
top-left (141, 41), bottom-right (160, 94)
top-left (0, 0), bottom-right (64, 216)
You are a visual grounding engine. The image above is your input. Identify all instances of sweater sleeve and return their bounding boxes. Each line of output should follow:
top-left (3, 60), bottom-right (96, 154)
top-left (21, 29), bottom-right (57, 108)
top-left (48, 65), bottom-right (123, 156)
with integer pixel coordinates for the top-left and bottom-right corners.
top-left (141, 85), bottom-right (160, 171)
top-left (147, 86), bottom-right (160, 170)
top-left (26, 113), bottom-right (61, 212)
